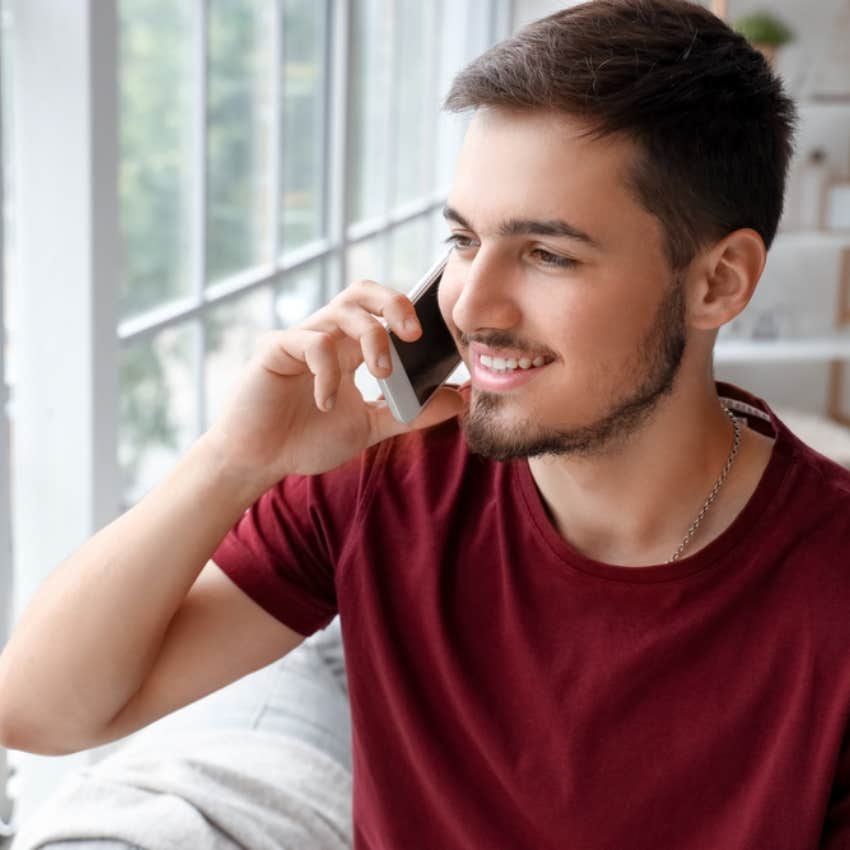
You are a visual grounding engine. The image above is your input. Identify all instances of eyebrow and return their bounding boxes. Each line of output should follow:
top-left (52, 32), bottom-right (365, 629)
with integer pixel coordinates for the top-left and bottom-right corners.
top-left (442, 205), bottom-right (602, 250)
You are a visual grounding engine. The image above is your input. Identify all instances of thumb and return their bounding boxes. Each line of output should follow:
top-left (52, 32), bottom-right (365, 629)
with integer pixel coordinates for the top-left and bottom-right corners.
top-left (367, 386), bottom-right (466, 444)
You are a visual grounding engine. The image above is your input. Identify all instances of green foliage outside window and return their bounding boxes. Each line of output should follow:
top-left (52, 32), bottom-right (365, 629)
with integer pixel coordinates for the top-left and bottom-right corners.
top-left (119, 0), bottom-right (193, 493)
top-left (118, 0), bottom-right (324, 497)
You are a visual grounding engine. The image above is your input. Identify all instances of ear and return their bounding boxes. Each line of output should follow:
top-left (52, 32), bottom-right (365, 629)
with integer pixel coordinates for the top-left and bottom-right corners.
top-left (687, 228), bottom-right (766, 331)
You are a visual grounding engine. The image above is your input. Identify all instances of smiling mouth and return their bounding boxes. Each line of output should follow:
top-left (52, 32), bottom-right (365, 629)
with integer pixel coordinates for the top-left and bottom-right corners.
top-left (477, 353), bottom-right (549, 373)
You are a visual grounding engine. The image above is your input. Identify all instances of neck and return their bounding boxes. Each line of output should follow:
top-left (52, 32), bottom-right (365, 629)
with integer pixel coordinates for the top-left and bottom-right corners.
top-left (527, 377), bottom-right (772, 567)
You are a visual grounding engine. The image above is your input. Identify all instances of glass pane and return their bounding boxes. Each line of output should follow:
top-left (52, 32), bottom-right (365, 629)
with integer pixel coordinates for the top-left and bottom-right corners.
top-left (204, 288), bottom-right (271, 424)
top-left (466, 0), bottom-right (495, 58)
top-left (207, 0), bottom-right (275, 283)
top-left (435, 1), bottom-right (473, 191)
top-left (436, 112), bottom-right (471, 191)
top-left (281, 0), bottom-right (326, 253)
top-left (119, 0), bottom-right (193, 319)
top-left (347, 0), bottom-right (392, 224)
top-left (275, 261), bottom-right (324, 328)
top-left (392, 0), bottom-right (435, 207)
top-left (347, 235), bottom-right (384, 287)
top-left (388, 217), bottom-right (429, 292)
top-left (431, 203), bottom-right (451, 258)
top-left (119, 323), bottom-right (197, 506)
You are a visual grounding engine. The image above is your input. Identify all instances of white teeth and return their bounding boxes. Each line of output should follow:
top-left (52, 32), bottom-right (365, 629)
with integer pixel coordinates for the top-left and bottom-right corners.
top-left (479, 353), bottom-right (548, 373)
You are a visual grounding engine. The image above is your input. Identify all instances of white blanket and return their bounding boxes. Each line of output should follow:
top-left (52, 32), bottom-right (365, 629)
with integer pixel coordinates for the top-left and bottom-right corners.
top-left (11, 730), bottom-right (352, 850)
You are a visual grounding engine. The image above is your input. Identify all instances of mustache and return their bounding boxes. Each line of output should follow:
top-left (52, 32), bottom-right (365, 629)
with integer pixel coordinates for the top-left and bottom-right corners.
top-left (458, 330), bottom-right (557, 361)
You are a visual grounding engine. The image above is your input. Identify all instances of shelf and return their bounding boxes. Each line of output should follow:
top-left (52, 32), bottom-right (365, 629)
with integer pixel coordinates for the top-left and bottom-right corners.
top-left (715, 335), bottom-right (850, 362)
top-left (805, 96), bottom-right (850, 105)
top-left (772, 229), bottom-right (850, 244)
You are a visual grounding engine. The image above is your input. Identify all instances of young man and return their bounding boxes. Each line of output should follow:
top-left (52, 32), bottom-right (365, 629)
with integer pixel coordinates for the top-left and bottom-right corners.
top-left (2, 1), bottom-right (849, 848)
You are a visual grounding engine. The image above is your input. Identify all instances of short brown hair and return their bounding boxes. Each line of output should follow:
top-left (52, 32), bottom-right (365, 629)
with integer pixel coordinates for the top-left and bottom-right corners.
top-left (444, 0), bottom-right (797, 271)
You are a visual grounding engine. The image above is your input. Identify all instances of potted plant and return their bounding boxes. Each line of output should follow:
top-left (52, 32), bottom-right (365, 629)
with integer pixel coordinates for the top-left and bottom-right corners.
top-left (732, 11), bottom-right (794, 66)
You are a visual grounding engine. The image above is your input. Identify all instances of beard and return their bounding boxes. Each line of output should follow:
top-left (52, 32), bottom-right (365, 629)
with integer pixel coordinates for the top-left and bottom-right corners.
top-left (461, 276), bottom-right (687, 461)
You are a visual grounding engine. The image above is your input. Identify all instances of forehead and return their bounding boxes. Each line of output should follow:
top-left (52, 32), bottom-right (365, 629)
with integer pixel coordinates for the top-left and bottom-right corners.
top-left (448, 108), bottom-right (654, 245)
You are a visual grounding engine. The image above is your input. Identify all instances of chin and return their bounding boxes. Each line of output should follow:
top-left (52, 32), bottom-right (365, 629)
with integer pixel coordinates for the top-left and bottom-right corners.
top-left (461, 391), bottom-right (591, 460)
top-left (461, 382), bottom-right (670, 461)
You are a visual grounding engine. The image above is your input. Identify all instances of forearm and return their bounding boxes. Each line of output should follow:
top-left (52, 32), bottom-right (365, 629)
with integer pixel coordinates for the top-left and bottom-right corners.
top-left (0, 434), bottom-right (264, 753)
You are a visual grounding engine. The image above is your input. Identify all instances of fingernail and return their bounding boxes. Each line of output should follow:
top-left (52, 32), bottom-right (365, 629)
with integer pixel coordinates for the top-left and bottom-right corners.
top-left (325, 394), bottom-right (336, 411)
top-left (404, 318), bottom-right (420, 334)
top-left (378, 353), bottom-right (390, 370)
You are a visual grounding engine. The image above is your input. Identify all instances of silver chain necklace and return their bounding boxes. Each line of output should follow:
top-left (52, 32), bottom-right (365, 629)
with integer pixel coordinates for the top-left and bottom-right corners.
top-left (667, 405), bottom-right (742, 563)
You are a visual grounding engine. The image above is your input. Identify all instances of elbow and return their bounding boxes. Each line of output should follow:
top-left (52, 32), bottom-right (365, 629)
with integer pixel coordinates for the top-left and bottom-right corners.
top-left (0, 678), bottom-right (26, 750)
top-left (0, 694), bottom-right (93, 756)
top-left (0, 667), bottom-right (100, 756)
top-left (0, 716), bottom-right (83, 756)
top-left (0, 713), bottom-right (19, 751)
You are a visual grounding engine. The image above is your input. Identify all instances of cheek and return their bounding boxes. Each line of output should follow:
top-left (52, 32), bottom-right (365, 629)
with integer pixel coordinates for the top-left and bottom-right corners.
top-left (549, 282), bottom-right (659, 360)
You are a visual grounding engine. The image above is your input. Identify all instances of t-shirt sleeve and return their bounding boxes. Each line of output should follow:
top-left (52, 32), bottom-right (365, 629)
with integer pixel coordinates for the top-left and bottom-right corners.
top-left (211, 444), bottom-right (383, 637)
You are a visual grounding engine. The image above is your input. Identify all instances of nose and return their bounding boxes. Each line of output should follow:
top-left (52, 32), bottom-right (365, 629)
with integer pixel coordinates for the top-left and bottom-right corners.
top-left (447, 248), bottom-right (521, 336)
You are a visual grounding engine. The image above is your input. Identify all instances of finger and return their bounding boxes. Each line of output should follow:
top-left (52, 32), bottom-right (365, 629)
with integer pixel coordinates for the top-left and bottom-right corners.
top-left (316, 280), bottom-right (422, 342)
top-left (302, 333), bottom-right (344, 412)
top-left (325, 306), bottom-right (395, 379)
top-left (259, 328), bottom-right (342, 412)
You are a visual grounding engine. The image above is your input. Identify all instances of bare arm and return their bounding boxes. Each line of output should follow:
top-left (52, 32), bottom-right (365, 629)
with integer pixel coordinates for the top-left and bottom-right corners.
top-left (0, 279), bottom-right (462, 756)
top-left (0, 437), bottom-right (282, 755)
top-left (94, 559), bottom-right (305, 749)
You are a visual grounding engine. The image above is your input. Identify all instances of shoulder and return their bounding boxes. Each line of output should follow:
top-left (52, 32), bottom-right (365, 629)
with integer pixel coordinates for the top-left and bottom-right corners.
top-left (732, 381), bottom-right (850, 520)
top-left (780, 423), bottom-right (850, 508)
top-left (770, 422), bottom-right (850, 606)
top-left (277, 406), bottom-right (482, 519)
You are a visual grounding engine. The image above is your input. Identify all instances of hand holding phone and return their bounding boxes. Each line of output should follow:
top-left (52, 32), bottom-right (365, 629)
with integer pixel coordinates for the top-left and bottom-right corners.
top-left (203, 255), bottom-right (464, 489)
top-left (377, 253), bottom-right (463, 423)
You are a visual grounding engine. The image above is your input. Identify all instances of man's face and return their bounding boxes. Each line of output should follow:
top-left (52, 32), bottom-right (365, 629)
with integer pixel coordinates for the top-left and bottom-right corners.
top-left (438, 107), bottom-right (689, 461)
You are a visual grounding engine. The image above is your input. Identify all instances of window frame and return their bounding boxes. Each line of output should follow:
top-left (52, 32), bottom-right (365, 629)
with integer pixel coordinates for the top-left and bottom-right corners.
top-left (5, 0), bottom-right (122, 827)
top-left (0, 6), bottom-right (14, 836)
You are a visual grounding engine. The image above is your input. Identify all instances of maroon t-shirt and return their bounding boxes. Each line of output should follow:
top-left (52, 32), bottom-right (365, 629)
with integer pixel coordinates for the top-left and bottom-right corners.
top-left (213, 383), bottom-right (850, 849)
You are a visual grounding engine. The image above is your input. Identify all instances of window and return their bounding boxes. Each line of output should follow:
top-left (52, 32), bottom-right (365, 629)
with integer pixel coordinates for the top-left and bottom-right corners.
top-left (116, 0), bottom-right (505, 508)
top-left (1, 0), bottom-right (511, 828)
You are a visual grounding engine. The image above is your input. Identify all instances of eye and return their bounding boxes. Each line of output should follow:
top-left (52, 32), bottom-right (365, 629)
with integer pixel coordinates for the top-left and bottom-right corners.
top-left (443, 234), bottom-right (577, 269)
top-left (444, 233), bottom-right (478, 251)
top-left (531, 248), bottom-right (577, 269)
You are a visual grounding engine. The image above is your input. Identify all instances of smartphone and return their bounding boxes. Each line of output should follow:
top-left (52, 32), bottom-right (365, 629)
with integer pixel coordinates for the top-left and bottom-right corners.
top-left (377, 252), bottom-right (462, 423)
